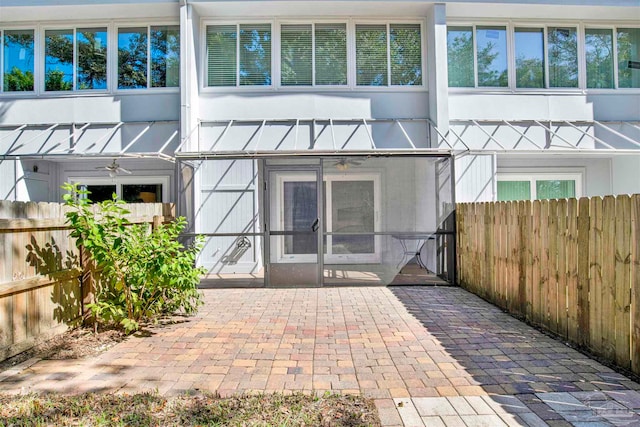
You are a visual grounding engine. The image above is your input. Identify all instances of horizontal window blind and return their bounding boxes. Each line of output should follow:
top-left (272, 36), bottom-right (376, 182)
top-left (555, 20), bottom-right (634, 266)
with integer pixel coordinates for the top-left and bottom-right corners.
top-left (390, 24), bottom-right (421, 86)
top-left (207, 25), bottom-right (237, 87)
top-left (281, 24), bottom-right (312, 86)
top-left (356, 24), bottom-right (388, 86)
top-left (315, 23), bottom-right (347, 86)
top-left (239, 24), bottom-right (271, 86)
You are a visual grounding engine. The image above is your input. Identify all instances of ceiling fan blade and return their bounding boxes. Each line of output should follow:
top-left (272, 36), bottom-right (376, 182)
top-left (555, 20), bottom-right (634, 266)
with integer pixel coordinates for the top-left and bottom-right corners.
top-left (117, 167), bottom-right (132, 175)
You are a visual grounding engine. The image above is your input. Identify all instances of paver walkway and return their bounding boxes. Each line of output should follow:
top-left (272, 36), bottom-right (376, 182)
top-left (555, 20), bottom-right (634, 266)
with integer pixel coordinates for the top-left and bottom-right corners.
top-left (1, 287), bottom-right (640, 426)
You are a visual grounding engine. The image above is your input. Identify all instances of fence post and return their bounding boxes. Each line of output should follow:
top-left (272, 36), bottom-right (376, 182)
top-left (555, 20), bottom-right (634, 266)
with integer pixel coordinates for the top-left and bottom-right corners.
top-left (152, 215), bottom-right (163, 231)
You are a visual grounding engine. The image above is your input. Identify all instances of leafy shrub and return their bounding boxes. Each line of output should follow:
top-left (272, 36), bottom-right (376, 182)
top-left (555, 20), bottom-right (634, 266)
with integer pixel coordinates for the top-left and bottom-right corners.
top-left (62, 183), bottom-right (204, 333)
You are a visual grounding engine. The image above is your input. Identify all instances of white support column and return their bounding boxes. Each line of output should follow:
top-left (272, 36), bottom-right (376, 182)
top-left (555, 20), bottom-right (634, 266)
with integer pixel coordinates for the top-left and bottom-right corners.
top-left (179, 1), bottom-right (199, 153)
top-left (179, 1), bottom-right (200, 226)
top-left (426, 3), bottom-right (449, 148)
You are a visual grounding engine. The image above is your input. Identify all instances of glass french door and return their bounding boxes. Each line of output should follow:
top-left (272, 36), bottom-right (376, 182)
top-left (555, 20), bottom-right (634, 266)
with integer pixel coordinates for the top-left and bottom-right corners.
top-left (266, 167), bottom-right (322, 286)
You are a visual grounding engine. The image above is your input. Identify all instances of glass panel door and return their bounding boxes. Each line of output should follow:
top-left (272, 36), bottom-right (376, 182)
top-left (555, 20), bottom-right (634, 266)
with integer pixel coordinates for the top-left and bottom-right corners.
top-left (266, 168), bottom-right (321, 286)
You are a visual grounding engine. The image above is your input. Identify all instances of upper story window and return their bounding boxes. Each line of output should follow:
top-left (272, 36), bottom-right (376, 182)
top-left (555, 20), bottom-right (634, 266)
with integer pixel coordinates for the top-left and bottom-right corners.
top-left (44, 27), bottom-right (107, 92)
top-left (1, 24), bottom-right (178, 95)
top-left (547, 27), bottom-right (579, 88)
top-left (355, 23), bottom-right (422, 86)
top-left (448, 23), bottom-right (638, 90)
top-left (585, 28), bottom-right (614, 89)
top-left (205, 21), bottom-right (424, 90)
top-left (2, 29), bottom-right (35, 92)
top-left (118, 25), bottom-right (180, 89)
top-left (447, 25), bottom-right (508, 88)
top-left (206, 24), bottom-right (272, 87)
top-left (618, 28), bottom-right (640, 88)
top-left (280, 23), bottom-right (347, 86)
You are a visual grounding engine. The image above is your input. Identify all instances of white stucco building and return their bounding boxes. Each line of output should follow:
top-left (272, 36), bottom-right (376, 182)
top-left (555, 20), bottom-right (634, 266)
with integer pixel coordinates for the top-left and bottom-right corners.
top-left (1, 0), bottom-right (638, 286)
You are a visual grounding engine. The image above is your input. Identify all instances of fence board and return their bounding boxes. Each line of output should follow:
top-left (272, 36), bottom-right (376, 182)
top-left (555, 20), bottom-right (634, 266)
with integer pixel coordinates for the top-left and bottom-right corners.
top-left (523, 201), bottom-right (533, 321)
top-left (0, 201), bottom-right (175, 361)
top-left (457, 194), bottom-right (640, 376)
top-left (531, 201), bottom-right (541, 326)
top-left (548, 199), bottom-right (558, 333)
top-left (590, 197), bottom-right (603, 355)
top-left (632, 195), bottom-right (640, 374)
top-left (557, 199), bottom-right (568, 338)
top-left (577, 197), bottom-right (591, 348)
top-left (602, 196), bottom-right (616, 361)
top-left (615, 195), bottom-right (631, 368)
top-left (567, 198), bottom-right (579, 343)
top-left (540, 200), bottom-right (550, 329)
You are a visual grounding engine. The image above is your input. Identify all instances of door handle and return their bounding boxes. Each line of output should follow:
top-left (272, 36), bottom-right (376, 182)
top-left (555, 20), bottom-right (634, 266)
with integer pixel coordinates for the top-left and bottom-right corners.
top-left (311, 218), bottom-right (319, 232)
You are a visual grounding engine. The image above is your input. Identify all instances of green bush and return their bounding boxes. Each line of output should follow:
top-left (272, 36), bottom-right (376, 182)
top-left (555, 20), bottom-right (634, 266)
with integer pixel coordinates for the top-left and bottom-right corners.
top-left (62, 183), bottom-right (204, 333)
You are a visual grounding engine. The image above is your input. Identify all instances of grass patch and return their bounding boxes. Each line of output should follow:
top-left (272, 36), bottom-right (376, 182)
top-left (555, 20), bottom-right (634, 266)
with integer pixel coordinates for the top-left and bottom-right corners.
top-left (0, 391), bottom-right (380, 426)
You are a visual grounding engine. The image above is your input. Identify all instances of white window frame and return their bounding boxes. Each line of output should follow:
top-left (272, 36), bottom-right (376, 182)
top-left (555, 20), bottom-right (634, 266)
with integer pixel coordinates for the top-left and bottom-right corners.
top-left (114, 22), bottom-right (180, 93)
top-left (40, 25), bottom-right (110, 94)
top-left (68, 175), bottom-right (170, 202)
top-left (446, 22), bottom-right (512, 91)
top-left (352, 20), bottom-right (426, 89)
top-left (202, 20), bottom-right (275, 91)
top-left (0, 27), bottom-right (37, 95)
top-left (273, 171), bottom-right (381, 264)
top-left (276, 20), bottom-right (351, 89)
top-left (496, 172), bottom-right (583, 200)
top-left (201, 17), bottom-right (427, 92)
top-left (447, 20), bottom-right (640, 93)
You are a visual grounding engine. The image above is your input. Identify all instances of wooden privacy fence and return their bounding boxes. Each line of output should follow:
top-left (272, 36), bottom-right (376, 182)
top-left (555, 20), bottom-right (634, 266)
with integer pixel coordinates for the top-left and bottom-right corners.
top-left (456, 195), bottom-right (640, 375)
top-left (0, 201), bottom-right (175, 361)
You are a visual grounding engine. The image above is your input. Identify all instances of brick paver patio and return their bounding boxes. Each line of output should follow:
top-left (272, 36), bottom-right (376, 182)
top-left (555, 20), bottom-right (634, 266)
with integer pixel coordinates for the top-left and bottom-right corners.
top-left (1, 286), bottom-right (640, 426)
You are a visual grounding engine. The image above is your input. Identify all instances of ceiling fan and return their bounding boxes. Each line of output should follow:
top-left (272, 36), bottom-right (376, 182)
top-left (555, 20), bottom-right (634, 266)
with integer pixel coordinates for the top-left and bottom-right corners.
top-left (332, 158), bottom-right (363, 171)
top-left (97, 160), bottom-right (132, 177)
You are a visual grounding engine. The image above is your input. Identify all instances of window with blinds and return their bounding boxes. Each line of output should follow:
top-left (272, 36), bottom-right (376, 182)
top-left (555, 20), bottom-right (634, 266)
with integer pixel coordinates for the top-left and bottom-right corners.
top-left (207, 24), bottom-right (272, 87)
top-left (280, 23), bottom-right (347, 86)
top-left (356, 23), bottom-right (422, 86)
top-left (356, 24), bottom-right (388, 86)
top-left (390, 24), bottom-right (422, 85)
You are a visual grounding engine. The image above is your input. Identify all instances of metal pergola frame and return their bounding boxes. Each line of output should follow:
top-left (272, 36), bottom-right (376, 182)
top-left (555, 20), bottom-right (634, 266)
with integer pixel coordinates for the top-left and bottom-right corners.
top-left (0, 120), bottom-right (178, 162)
top-left (181, 118), bottom-right (438, 159)
top-left (446, 119), bottom-right (640, 154)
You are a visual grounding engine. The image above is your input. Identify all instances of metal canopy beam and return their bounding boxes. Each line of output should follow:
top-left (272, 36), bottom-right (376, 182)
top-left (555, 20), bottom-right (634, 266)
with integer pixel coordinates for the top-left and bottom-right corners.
top-left (0, 120), bottom-right (178, 163)
top-left (449, 119), bottom-right (640, 154)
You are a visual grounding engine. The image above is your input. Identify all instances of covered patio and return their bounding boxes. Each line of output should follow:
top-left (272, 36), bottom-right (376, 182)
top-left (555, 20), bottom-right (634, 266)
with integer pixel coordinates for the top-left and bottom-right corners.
top-left (2, 286), bottom-right (639, 426)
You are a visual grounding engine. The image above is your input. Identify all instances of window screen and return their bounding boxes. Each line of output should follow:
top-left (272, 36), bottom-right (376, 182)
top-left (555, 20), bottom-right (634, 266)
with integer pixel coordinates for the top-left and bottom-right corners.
top-left (118, 27), bottom-right (148, 89)
top-left (151, 26), bottom-right (180, 88)
top-left (390, 24), bottom-right (422, 86)
top-left (207, 25), bottom-right (237, 87)
top-left (77, 28), bottom-right (107, 90)
top-left (617, 28), bottom-right (640, 89)
top-left (45, 29), bottom-right (73, 91)
top-left (476, 26), bottom-right (508, 87)
top-left (281, 24), bottom-right (312, 86)
top-left (536, 180), bottom-right (575, 200)
top-left (497, 181), bottom-right (531, 201)
top-left (548, 27), bottom-right (578, 88)
top-left (3, 29), bottom-right (35, 92)
top-left (239, 24), bottom-right (272, 86)
top-left (356, 24), bottom-right (388, 86)
top-left (447, 26), bottom-right (474, 88)
top-left (515, 28), bottom-right (545, 89)
top-left (585, 28), bottom-right (614, 89)
top-left (315, 23), bottom-right (347, 85)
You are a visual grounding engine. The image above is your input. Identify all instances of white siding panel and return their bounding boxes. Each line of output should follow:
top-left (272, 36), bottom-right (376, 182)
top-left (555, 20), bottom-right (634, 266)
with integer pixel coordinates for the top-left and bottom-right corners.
top-left (455, 154), bottom-right (495, 202)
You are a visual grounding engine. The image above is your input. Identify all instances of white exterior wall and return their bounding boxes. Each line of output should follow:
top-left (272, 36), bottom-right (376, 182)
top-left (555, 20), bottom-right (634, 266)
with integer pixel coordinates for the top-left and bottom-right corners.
top-left (454, 154), bottom-right (496, 203)
top-left (612, 155), bottom-right (640, 196)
